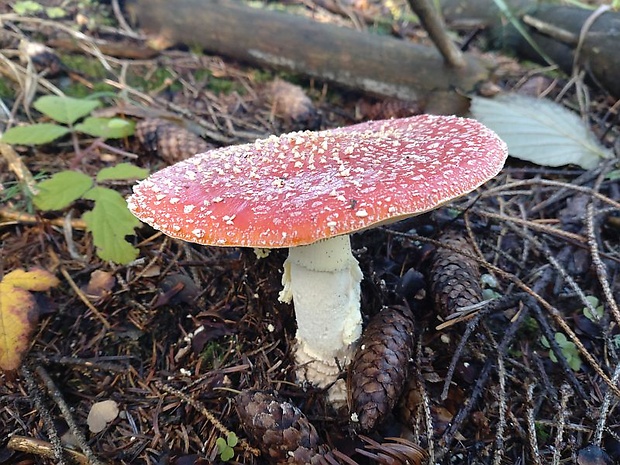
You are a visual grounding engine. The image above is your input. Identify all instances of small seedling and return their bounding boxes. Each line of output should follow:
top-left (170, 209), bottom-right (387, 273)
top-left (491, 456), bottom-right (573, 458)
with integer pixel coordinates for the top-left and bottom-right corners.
top-left (1, 95), bottom-right (144, 264)
top-left (582, 296), bottom-right (604, 322)
top-left (480, 273), bottom-right (502, 300)
top-left (0, 95), bottom-right (134, 147)
top-left (541, 332), bottom-right (582, 371)
top-left (215, 432), bottom-right (238, 462)
top-left (33, 163), bottom-right (148, 264)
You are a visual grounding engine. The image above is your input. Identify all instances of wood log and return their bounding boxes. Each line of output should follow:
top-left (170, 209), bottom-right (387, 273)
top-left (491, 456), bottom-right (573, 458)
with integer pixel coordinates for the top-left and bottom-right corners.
top-left (441, 0), bottom-right (620, 97)
top-left (127, 0), bottom-right (491, 110)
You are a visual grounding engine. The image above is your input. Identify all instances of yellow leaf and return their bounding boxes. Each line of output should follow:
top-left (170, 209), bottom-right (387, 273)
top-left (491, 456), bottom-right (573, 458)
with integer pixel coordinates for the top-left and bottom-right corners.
top-left (0, 268), bottom-right (58, 372)
top-left (3, 268), bottom-right (60, 291)
top-left (0, 283), bottom-right (37, 371)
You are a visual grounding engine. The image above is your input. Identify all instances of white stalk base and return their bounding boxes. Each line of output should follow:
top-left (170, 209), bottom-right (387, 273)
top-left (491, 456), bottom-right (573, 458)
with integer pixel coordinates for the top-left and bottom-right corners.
top-left (279, 235), bottom-right (363, 403)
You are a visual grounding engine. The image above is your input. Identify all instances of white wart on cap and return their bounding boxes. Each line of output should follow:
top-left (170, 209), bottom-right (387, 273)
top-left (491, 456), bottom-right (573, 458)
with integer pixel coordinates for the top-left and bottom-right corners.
top-left (127, 115), bottom-right (508, 248)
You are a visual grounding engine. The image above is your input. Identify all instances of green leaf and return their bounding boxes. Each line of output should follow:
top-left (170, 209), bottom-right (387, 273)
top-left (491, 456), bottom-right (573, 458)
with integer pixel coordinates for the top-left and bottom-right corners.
top-left (542, 333), bottom-right (582, 371)
top-left (75, 117), bottom-right (135, 139)
top-left (216, 437), bottom-right (234, 461)
top-left (33, 171), bottom-right (93, 210)
top-left (1, 123), bottom-right (70, 145)
top-left (96, 163), bottom-right (149, 182)
top-left (583, 296), bottom-right (604, 322)
top-left (227, 432), bottom-right (238, 447)
top-left (82, 187), bottom-right (141, 264)
top-left (471, 94), bottom-right (613, 170)
top-left (12, 1), bottom-right (43, 14)
top-left (220, 446), bottom-right (234, 462)
top-left (33, 96), bottom-right (100, 125)
top-left (45, 7), bottom-right (66, 18)
top-left (216, 437), bottom-right (228, 453)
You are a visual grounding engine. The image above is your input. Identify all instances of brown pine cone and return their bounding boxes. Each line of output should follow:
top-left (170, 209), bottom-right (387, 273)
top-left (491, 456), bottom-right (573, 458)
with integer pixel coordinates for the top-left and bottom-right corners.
top-left (235, 390), bottom-right (329, 464)
top-left (348, 306), bottom-right (415, 432)
top-left (428, 232), bottom-right (482, 319)
top-left (135, 118), bottom-right (213, 165)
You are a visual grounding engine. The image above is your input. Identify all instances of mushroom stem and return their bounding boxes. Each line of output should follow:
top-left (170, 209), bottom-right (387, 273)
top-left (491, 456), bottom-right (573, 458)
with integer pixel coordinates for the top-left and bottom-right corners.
top-left (279, 235), bottom-right (363, 393)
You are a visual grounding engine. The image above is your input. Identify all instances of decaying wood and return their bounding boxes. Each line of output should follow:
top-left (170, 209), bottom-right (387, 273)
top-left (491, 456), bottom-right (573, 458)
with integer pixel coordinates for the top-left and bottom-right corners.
top-left (128, 0), bottom-right (491, 107)
top-left (440, 0), bottom-right (620, 97)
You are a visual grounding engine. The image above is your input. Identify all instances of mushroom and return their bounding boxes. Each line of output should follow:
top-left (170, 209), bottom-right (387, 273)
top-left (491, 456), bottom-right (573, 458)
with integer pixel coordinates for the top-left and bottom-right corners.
top-left (127, 115), bottom-right (508, 403)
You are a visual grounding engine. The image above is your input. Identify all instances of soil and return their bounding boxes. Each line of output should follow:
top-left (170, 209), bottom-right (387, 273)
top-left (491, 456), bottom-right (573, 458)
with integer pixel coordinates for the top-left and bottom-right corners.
top-left (1, 1), bottom-right (619, 465)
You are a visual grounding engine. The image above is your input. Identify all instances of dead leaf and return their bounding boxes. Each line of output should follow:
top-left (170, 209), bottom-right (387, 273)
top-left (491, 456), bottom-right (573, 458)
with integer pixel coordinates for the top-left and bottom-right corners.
top-left (0, 268), bottom-right (59, 372)
top-left (83, 270), bottom-right (116, 302)
top-left (87, 400), bottom-right (119, 433)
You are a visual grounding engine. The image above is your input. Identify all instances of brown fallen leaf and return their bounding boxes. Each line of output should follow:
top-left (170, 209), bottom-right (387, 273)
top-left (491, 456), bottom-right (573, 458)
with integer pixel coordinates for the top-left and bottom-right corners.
top-left (0, 268), bottom-right (59, 372)
top-left (83, 270), bottom-right (116, 303)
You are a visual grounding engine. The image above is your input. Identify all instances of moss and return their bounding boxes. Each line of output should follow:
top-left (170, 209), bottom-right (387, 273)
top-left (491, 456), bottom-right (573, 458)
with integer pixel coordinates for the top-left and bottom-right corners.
top-left (129, 67), bottom-right (183, 93)
top-left (193, 68), bottom-right (247, 95)
top-left (249, 69), bottom-right (274, 85)
top-left (60, 54), bottom-right (115, 98)
top-left (208, 76), bottom-right (241, 95)
top-left (0, 78), bottom-right (15, 98)
top-left (61, 53), bottom-right (109, 79)
top-left (200, 341), bottom-right (227, 370)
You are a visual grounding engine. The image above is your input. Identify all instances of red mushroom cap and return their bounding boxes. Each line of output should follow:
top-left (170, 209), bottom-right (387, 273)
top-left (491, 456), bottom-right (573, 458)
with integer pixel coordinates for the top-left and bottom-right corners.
top-left (128, 115), bottom-right (507, 248)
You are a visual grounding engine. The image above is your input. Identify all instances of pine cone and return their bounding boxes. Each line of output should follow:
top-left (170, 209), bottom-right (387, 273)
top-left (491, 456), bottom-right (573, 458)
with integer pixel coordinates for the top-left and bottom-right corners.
top-left (429, 232), bottom-right (482, 319)
top-left (135, 118), bottom-right (212, 165)
top-left (236, 390), bottom-right (329, 464)
top-left (348, 306), bottom-right (415, 432)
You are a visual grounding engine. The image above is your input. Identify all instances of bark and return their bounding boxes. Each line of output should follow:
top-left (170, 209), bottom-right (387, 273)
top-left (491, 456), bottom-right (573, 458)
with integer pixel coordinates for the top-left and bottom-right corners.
top-left (128, 0), bottom-right (491, 107)
top-left (441, 0), bottom-right (620, 97)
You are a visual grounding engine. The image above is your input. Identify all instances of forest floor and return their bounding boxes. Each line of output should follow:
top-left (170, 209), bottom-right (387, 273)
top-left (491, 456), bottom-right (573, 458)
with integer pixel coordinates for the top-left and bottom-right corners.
top-left (0, 0), bottom-right (619, 464)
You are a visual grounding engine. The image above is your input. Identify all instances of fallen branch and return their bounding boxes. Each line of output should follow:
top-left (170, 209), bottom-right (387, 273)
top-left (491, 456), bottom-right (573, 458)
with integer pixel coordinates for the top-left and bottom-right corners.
top-left (440, 0), bottom-right (620, 97)
top-left (128, 0), bottom-right (492, 107)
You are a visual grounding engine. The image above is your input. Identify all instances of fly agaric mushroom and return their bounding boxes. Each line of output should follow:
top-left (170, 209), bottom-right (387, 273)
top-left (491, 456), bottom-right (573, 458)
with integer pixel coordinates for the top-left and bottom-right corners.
top-left (127, 115), bottom-right (508, 403)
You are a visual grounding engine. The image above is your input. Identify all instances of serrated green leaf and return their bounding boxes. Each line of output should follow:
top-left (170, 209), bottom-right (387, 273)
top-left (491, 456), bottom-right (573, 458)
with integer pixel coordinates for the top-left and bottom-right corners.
top-left (75, 117), bottom-right (135, 139)
top-left (33, 96), bottom-right (100, 125)
top-left (82, 187), bottom-right (141, 264)
top-left (1, 123), bottom-right (70, 145)
top-left (33, 171), bottom-right (93, 210)
top-left (471, 94), bottom-right (612, 170)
